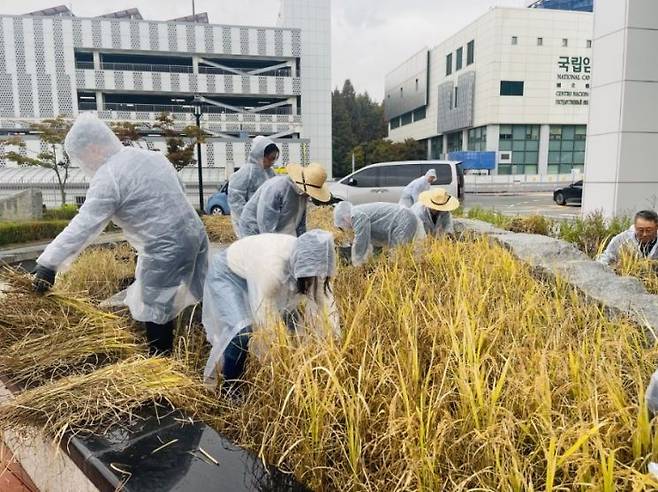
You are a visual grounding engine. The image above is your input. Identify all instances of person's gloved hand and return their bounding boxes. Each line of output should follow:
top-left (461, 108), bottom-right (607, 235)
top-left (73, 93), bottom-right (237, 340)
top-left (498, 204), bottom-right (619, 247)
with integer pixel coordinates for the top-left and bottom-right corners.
top-left (32, 265), bottom-right (56, 293)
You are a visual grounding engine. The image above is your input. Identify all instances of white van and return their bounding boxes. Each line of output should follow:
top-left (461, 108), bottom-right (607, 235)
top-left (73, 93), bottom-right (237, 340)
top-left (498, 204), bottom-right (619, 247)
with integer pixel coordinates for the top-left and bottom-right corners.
top-left (329, 160), bottom-right (464, 205)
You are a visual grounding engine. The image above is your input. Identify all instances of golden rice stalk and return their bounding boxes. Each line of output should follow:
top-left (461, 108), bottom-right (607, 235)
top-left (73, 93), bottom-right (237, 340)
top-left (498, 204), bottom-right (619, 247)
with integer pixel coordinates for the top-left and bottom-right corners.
top-left (617, 248), bottom-right (658, 295)
top-left (57, 243), bottom-right (136, 302)
top-left (202, 215), bottom-right (236, 243)
top-left (0, 268), bottom-right (143, 385)
top-left (0, 357), bottom-right (214, 443)
top-left (207, 236), bottom-right (658, 491)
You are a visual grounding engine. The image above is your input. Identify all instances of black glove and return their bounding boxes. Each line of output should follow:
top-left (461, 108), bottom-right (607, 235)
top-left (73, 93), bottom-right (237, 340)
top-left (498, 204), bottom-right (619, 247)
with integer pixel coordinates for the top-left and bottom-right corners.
top-left (32, 265), bottom-right (56, 294)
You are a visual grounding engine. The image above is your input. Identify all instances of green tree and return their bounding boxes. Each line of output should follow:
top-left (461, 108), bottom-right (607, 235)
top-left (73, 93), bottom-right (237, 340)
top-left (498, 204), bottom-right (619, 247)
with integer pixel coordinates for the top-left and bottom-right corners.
top-left (154, 112), bottom-right (207, 171)
top-left (352, 138), bottom-right (426, 168)
top-left (332, 79), bottom-right (388, 177)
top-left (111, 121), bottom-right (142, 145)
top-left (0, 115), bottom-right (72, 205)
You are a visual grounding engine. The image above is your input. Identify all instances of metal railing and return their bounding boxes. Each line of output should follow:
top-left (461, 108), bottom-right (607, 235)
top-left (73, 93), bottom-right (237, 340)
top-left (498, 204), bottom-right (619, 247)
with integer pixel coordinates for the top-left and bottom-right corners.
top-left (75, 61), bottom-right (293, 77)
top-left (81, 101), bottom-right (294, 115)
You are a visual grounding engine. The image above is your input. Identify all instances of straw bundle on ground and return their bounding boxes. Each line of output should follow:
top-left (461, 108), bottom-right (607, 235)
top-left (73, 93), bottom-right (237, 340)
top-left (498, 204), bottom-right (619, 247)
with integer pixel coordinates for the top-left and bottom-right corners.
top-left (0, 357), bottom-right (214, 442)
top-left (202, 215), bottom-right (236, 243)
top-left (0, 269), bottom-right (143, 386)
top-left (57, 243), bottom-right (136, 302)
top-left (209, 236), bottom-right (658, 490)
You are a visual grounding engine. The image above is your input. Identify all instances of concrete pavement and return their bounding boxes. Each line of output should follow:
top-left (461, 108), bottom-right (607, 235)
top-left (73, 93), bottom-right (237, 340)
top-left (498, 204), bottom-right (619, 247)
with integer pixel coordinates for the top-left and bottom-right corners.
top-left (464, 192), bottom-right (581, 219)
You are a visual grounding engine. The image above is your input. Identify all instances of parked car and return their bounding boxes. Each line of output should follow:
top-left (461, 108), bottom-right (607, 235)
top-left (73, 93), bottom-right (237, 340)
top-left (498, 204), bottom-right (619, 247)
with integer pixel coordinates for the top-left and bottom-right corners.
top-left (205, 182), bottom-right (230, 215)
top-left (553, 180), bottom-right (582, 206)
top-left (328, 160), bottom-right (465, 205)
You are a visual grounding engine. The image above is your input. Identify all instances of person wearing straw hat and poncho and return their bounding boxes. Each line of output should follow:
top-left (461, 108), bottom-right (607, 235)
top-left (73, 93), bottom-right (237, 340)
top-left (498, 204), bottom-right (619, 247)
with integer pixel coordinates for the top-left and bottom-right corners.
top-left (398, 168), bottom-right (437, 208)
top-left (202, 229), bottom-right (340, 387)
top-left (238, 162), bottom-right (332, 238)
top-left (333, 201), bottom-right (426, 266)
top-left (32, 114), bottom-right (209, 356)
top-left (227, 135), bottom-right (278, 237)
top-left (411, 188), bottom-right (460, 237)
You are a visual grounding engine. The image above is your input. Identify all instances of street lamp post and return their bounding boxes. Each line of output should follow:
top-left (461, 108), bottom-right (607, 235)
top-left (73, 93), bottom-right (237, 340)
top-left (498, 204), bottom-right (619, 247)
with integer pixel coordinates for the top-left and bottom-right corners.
top-left (191, 96), bottom-right (204, 214)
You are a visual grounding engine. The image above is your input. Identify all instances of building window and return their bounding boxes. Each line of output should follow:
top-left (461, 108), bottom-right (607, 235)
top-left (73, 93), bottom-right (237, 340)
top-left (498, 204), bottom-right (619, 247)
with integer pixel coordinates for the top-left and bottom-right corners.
top-left (456, 47), bottom-right (463, 71)
top-left (446, 53), bottom-right (453, 76)
top-left (498, 124), bottom-right (539, 175)
top-left (400, 111), bottom-right (413, 126)
top-left (511, 36), bottom-right (518, 45)
top-left (548, 125), bottom-right (586, 174)
top-left (430, 136), bottom-right (443, 159)
top-left (467, 40), bottom-right (475, 65)
top-left (500, 81), bottom-right (524, 96)
top-left (413, 106), bottom-right (426, 122)
top-left (562, 38), bottom-right (568, 47)
top-left (390, 117), bottom-right (400, 130)
top-left (447, 132), bottom-right (463, 153)
top-left (537, 37), bottom-right (543, 46)
top-left (454, 86), bottom-right (459, 108)
top-left (586, 39), bottom-right (592, 48)
top-left (468, 126), bottom-right (487, 151)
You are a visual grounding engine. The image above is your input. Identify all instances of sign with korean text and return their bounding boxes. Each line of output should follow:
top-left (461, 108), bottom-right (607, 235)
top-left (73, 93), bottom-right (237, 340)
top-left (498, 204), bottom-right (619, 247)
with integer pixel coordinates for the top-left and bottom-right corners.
top-left (555, 56), bottom-right (591, 106)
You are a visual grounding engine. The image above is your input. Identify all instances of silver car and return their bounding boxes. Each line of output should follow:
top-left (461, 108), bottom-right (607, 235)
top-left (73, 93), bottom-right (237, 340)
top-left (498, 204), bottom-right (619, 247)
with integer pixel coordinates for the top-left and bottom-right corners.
top-left (329, 160), bottom-right (464, 205)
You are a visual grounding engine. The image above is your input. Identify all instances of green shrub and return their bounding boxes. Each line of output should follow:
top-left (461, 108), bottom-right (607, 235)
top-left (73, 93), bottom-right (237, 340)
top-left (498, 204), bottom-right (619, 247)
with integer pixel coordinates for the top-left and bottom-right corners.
top-left (43, 204), bottom-right (78, 221)
top-left (557, 212), bottom-right (631, 258)
top-left (507, 215), bottom-right (553, 236)
top-left (0, 220), bottom-right (69, 247)
top-left (465, 206), bottom-right (511, 229)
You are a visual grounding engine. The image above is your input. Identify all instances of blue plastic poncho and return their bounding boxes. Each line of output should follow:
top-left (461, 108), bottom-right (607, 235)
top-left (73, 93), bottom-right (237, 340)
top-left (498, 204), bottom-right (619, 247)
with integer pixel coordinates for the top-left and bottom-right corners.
top-left (37, 113), bottom-right (209, 324)
top-left (227, 135), bottom-right (276, 236)
top-left (399, 169), bottom-right (437, 207)
top-left (334, 201), bottom-right (425, 266)
top-left (238, 175), bottom-right (307, 238)
top-left (202, 230), bottom-right (339, 384)
top-left (411, 202), bottom-right (454, 236)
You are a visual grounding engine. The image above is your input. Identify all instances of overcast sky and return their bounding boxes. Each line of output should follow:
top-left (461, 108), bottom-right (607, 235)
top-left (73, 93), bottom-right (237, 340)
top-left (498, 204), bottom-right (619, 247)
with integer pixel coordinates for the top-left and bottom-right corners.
top-left (2, 0), bottom-right (527, 101)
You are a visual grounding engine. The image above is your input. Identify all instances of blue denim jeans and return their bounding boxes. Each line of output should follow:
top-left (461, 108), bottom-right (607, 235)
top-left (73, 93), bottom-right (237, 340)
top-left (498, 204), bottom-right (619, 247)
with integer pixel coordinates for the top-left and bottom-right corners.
top-left (222, 325), bottom-right (253, 380)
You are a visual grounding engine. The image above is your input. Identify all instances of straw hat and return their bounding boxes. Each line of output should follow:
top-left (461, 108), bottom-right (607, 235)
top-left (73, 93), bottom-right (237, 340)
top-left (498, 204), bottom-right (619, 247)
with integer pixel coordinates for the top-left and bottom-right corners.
top-left (419, 188), bottom-right (460, 212)
top-left (287, 163), bottom-right (332, 203)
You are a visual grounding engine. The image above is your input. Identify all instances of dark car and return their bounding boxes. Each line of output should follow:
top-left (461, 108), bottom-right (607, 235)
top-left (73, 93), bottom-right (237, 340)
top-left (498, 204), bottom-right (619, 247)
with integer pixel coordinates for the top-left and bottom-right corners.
top-left (553, 180), bottom-right (582, 206)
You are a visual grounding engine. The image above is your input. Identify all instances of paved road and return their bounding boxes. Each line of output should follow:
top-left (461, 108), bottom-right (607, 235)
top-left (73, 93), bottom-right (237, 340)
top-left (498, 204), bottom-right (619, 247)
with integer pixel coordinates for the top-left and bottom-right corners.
top-left (464, 192), bottom-right (581, 219)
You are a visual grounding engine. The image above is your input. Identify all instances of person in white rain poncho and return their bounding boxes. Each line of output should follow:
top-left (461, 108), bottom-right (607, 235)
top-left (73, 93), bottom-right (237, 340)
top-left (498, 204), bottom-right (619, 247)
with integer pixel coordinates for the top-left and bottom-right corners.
top-left (202, 230), bottom-right (340, 385)
top-left (227, 135), bottom-right (278, 236)
top-left (333, 201), bottom-right (425, 266)
top-left (411, 188), bottom-right (460, 237)
top-left (597, 210), bottom-right (658, 266)
top-left (239, 163), bottom-right (332, 238)
top-left (398, 168), bottom-right (437, 207)
top-left (32, 114), bottom-right (209, 355)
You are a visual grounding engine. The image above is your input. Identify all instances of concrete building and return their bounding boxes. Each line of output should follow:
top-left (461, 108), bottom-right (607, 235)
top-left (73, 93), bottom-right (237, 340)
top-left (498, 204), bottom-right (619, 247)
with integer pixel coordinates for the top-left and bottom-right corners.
top-left (582, 0), bottom-right (658, 217)
top-left (385, 6), bottom-right (593, 178)
top-left (0, 1), bottom-right (331, 206)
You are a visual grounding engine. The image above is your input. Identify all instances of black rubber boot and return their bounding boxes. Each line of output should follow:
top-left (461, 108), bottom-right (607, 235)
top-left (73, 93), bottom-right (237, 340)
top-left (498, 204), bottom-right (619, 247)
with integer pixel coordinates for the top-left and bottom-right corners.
top-left (145, 320), bottom-right (175, 356)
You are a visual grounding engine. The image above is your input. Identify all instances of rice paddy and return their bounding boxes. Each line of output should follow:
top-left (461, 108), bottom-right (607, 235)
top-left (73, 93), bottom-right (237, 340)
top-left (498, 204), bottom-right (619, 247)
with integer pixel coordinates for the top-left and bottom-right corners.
top-left (1, 209), bottom-right (658, 490)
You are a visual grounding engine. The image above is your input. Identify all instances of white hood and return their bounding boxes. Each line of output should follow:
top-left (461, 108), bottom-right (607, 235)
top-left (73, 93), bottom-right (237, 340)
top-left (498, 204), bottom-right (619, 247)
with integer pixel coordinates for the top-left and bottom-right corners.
top-left (247, 135), bottom-right (275, 166)
top-left (64, 113), bottom-right (124, 178)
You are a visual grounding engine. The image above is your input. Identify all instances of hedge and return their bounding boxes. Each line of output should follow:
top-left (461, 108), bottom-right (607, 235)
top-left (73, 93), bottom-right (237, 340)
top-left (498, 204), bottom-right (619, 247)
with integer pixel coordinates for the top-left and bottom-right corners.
top-left (0, 220), bottom-right (70, 247)
top-left (43, 204), bottom-right (79, 221)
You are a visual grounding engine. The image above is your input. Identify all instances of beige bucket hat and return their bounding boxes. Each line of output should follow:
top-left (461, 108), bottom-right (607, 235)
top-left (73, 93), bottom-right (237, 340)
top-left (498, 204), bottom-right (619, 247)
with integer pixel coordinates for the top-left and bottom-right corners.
top-left (419, 187), bottom-right (460, 212)
top-left (287, 163), bottom-right (332, 203)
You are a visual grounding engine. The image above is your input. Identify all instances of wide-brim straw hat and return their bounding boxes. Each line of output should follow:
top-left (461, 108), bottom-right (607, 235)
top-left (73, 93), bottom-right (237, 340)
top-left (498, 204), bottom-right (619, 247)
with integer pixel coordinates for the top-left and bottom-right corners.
top-left (287, 163), bottom-right (332, 203)
top-left (419, 188), bottom-right (460, 212)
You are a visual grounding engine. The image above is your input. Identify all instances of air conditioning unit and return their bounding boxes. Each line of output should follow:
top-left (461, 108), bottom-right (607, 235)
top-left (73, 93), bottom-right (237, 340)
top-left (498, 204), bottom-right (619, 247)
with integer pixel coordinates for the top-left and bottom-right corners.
top-left (498, 151), bottom-right (512, 164)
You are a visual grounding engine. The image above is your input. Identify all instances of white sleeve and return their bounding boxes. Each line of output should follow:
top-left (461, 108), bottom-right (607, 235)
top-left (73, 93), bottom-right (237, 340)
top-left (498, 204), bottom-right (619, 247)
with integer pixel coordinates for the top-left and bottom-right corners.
top-left (597, 234), bottom-right (623, 265)
top-left (37, 168), bottom-right (119, 271)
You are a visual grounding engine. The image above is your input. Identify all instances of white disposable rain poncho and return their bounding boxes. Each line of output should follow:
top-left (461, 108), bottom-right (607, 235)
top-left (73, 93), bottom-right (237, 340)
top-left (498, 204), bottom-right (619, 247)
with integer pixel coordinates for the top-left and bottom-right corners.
top-left (37, 113), bottom-right (209, 324)
top-left (227, 135), bottom-right (276, 236)
top-left (334, 201), bottom-right (425, 266)
top-left (399, 169), bottom-right (437, 207)
top-left (597, 226), bottom-right (658, 265)
top-left (202, 230), bottom-right (339, 383)
top-left (411, 202), bottom-right (454, 236)
top-left (238, 175), bottom-right (307, 238)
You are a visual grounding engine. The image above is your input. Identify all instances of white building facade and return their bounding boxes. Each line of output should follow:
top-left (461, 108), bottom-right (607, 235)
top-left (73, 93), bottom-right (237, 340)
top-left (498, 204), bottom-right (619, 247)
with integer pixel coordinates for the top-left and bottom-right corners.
top-left (0, 1), bottom-right (332, 205)
top-left (385, 7), bottom-right (593, 177)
